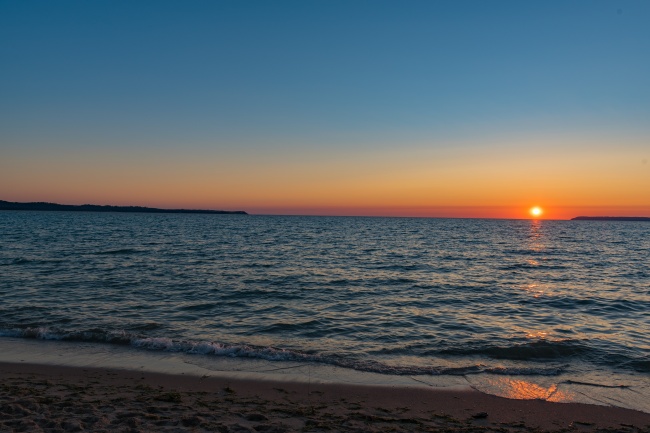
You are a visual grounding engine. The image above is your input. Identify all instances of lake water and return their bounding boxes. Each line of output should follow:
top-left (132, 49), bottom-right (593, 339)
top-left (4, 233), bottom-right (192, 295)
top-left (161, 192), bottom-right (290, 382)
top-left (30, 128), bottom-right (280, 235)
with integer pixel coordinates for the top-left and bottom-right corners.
top-left (1, 212), bottom-right (648, 410)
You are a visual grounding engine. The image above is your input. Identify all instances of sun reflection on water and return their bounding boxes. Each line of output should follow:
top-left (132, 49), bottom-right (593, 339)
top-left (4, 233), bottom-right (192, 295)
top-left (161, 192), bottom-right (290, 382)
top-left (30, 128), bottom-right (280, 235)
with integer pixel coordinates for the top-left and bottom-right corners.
top-left (522, 283), bottom-right (545, 298)
top-left (484, 378), bottom-right (574, 402)
top-left (525, 331), bottom-right (549, 339)
top-left (528, 219), bottom-right (545, 252)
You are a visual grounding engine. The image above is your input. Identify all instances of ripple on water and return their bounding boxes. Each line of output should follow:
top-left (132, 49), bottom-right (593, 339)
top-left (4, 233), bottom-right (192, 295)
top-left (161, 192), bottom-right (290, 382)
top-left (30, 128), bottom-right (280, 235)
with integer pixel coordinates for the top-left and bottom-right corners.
top-left (0, 213), bottom-right (648, 383)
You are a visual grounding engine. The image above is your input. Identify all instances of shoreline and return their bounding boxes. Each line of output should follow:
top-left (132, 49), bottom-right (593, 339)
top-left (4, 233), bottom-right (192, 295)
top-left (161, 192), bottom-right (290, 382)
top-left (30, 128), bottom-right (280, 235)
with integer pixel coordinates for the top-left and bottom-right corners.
top-left (1, 336), bottom-right (649, 420)
top-left (2, 361), bottom-right (649, 433)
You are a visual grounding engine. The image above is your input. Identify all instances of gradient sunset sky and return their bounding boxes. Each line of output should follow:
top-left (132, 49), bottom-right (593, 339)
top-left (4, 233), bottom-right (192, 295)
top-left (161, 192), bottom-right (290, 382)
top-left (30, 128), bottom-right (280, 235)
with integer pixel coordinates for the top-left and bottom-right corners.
top-left (1, 1), bottom-right (648, 219)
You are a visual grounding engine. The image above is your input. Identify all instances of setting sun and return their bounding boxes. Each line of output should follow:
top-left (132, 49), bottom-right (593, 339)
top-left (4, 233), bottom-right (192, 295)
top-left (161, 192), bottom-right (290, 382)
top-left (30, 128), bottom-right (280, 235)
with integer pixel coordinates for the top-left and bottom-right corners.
top-left (530, 206), bottom-right (543, 217)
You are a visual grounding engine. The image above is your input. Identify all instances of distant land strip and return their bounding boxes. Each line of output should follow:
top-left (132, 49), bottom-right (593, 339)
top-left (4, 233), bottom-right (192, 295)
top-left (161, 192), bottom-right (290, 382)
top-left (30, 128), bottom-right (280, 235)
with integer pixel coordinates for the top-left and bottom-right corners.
top-left (572, 216), bottom-right (650, 221)
top-left (0, 200), bottom-right (247, 215)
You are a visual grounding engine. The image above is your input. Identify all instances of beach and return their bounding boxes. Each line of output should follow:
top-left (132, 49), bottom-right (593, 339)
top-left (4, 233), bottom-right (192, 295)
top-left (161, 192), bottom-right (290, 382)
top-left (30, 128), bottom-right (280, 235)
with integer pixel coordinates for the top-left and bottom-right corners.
top-left (2, 361), bottom-right (649, 433)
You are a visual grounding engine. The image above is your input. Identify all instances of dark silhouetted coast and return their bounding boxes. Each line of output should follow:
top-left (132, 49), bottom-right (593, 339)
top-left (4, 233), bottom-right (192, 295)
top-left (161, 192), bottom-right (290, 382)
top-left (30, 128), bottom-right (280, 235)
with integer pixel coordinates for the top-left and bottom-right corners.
top-left (0, 200), bottom-right (247, 215)
top-left (572, 216), bottom-right (650, 221)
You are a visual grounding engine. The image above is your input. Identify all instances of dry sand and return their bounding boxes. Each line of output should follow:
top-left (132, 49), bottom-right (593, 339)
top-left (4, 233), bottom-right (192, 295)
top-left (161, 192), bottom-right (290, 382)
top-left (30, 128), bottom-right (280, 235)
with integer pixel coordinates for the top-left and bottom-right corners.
top-left (1, 361), bottom-right (648, 433)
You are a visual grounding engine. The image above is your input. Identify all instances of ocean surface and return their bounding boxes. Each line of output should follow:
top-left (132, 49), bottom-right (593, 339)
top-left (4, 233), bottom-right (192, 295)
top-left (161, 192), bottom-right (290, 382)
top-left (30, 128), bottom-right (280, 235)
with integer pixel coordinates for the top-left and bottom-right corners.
top-left (1, 211), bottom-right (649, 408)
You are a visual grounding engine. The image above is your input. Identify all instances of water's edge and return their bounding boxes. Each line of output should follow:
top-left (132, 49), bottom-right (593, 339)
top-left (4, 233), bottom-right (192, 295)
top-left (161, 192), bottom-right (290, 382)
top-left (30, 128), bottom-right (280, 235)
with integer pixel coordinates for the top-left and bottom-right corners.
top-left (2, 336), bottom-right (648, 414)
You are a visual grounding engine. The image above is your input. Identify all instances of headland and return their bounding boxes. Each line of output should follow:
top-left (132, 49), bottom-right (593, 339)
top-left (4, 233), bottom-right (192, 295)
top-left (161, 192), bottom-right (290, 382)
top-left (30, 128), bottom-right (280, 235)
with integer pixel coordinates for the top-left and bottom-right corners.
top-left (572, 216), bottom-right (650, 221)
top-left (0, 200), bottom-right (247, 215)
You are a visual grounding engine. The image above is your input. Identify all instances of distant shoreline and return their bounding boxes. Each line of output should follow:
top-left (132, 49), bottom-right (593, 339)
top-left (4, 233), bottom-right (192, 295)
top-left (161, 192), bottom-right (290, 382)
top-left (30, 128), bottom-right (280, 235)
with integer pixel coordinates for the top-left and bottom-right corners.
top-left (572, 216), bottom-right (650, 221)
top-left (0, 200), bottom-right (247, 215)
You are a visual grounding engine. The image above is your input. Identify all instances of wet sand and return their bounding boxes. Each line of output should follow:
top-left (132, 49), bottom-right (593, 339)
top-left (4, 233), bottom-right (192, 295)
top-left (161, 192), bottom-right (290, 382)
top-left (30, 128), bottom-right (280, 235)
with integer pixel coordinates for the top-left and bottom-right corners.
top-left (1, 361), bottom-right (649, 432)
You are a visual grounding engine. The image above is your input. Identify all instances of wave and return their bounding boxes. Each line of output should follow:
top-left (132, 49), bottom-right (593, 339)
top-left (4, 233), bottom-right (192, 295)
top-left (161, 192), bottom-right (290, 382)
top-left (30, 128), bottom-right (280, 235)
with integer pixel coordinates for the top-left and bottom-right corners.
top-left (0, 326), bottom-right (566, 377)
top-left (0, 327), bottom-right (133, 344)
top-left (0, 257), bottom-right (31, 266)
top-left (438, 339), bottom-right (650, 373)
top-left (440, 340), bottom-right (591, 360)
top-left (94, 248), bottom-right (144, 255)
top-left (498, 263), bottom-right (567, 271)
top-left (0, 257), bottom-right (65, 266)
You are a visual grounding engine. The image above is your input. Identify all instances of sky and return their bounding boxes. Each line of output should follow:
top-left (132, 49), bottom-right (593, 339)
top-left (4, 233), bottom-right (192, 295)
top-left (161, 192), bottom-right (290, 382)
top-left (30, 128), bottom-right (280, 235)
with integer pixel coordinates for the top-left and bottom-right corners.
top-left (1, 0), bottom-right (648, 219)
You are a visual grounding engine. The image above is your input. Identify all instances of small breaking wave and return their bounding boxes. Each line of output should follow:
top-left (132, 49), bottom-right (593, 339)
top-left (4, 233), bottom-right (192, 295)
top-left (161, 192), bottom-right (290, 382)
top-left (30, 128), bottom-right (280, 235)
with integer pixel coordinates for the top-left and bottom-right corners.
top-left (0, 327), bottom-right (133, 344)
top-left (0, 326), bottom-right (565, 377)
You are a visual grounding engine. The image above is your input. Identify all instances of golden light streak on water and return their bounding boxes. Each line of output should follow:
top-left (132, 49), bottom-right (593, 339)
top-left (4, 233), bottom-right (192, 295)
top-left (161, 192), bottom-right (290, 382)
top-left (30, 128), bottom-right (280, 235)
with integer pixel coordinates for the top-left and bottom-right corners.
top-left (484, 378), bottom-right (574, 402)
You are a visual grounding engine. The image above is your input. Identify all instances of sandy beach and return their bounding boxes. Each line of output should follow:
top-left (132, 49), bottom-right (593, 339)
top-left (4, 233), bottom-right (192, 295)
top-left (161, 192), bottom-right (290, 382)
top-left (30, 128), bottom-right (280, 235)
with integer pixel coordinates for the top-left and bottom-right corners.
top-left (1, 361), bottom-right (648, 433)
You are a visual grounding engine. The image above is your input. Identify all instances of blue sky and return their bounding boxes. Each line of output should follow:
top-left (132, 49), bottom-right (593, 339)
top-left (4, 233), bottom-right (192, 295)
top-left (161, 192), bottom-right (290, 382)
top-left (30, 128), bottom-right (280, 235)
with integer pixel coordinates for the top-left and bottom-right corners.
top-left (1, 1), bottom-right (648, 216)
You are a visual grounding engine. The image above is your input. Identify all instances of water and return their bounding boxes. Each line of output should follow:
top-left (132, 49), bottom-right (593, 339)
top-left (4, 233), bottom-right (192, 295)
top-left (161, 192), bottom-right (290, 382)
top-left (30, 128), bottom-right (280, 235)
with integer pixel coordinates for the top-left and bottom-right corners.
top-left (1, 211), bottom-right (648, 408)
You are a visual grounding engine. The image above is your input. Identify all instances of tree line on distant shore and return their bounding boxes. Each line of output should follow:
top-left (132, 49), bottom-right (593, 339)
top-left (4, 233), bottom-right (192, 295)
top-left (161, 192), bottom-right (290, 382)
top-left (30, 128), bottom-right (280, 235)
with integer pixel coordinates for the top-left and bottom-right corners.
top-left (0, 200), bottom-right (247, 215)
top-left (572, 216), bottom-right (649, 221)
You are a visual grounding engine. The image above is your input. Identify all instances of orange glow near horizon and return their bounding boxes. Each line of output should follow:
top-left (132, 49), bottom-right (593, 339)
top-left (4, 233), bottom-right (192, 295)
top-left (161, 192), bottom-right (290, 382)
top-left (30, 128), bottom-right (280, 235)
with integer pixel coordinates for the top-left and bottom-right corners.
top-left (1, 134), bottom-right (648, 219)
top-left (0, 198), bottom-right (646, 220)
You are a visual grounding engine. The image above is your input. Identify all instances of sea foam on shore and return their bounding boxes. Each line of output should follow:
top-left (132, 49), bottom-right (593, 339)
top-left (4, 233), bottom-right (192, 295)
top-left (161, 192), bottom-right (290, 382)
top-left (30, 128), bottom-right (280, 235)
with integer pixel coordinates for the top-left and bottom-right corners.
top-left (1, 337), bottom-right (649, 416)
